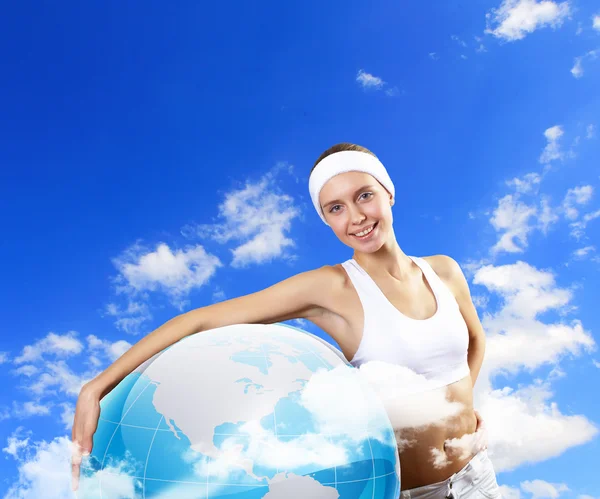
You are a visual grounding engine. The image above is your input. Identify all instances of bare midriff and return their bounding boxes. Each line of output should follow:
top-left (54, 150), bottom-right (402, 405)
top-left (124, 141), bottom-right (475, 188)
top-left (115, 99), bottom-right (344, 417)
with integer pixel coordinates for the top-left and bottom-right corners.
top-left (395, 376), bottom-right (476, 490)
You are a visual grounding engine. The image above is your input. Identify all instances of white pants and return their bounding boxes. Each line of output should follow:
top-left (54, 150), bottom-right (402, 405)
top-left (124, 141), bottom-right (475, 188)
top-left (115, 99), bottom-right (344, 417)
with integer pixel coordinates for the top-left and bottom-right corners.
top-left (399, 450), bottom-right (502, 498)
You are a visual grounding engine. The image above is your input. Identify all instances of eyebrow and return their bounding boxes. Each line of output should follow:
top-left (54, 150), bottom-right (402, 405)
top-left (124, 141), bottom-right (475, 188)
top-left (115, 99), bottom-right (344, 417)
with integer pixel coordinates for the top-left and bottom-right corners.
top-left (321, 184), bottom-right (376, 208)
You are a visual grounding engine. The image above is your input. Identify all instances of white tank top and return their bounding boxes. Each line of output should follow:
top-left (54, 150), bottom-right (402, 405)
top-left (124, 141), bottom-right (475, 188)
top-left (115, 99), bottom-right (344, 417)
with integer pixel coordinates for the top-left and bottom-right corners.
top-left (341, 255), bottom-right (470, 390)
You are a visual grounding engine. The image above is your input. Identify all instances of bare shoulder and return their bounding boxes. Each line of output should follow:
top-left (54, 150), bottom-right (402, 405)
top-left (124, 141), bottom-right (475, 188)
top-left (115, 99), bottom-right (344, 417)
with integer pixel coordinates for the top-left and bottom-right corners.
top-left (313, 263), bottom-right (351, 307)
top-left (422, 254), bottom-right (463, 280)
top-left (422, 254), bottom-right (469, 296)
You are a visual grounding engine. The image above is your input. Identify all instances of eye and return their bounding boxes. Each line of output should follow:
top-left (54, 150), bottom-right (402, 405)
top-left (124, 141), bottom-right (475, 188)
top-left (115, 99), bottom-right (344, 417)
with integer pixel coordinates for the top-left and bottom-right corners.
top-left (329, 205), bottom-right (341, 213)
top-left (360, 192), bottom-right (373, 200)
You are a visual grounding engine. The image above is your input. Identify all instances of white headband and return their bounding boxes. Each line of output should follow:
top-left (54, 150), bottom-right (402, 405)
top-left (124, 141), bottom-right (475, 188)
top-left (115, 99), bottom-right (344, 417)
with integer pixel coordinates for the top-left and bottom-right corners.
top-left (309, 150), bottom-right (395, 225)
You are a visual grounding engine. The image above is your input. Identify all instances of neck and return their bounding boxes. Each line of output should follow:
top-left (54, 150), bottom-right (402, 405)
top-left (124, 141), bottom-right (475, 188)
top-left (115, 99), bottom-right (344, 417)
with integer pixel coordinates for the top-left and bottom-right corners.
top-left (352, 227), bottom-right (414, 281)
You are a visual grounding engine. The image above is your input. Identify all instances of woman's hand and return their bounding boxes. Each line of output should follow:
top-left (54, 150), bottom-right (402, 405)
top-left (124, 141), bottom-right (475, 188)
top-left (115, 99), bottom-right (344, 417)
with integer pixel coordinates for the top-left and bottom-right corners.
top-left (71, 383), bottom-right (102, 491)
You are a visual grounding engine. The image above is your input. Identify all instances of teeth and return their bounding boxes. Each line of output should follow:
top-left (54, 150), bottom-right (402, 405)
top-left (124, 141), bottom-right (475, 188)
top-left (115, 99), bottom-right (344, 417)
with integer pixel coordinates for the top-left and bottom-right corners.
top-left (354, 225), bottom-right (374, 237)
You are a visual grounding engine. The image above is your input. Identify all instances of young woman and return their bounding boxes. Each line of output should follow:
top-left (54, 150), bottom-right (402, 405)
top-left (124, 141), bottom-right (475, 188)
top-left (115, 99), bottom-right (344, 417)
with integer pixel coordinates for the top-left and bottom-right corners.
top-left (71, 143), bottom-right (502, 498)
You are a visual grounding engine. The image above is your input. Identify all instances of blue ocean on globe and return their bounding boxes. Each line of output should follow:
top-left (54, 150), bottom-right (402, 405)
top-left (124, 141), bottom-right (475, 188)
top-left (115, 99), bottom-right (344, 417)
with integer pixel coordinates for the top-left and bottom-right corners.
top-left (79, 323), bottom-right (400, 498)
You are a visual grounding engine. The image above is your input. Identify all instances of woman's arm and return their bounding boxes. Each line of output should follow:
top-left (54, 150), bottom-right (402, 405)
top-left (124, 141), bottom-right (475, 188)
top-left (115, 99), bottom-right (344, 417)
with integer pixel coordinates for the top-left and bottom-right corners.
top-left (84, 265), bottom-right (331, 400)
top-left (428, 255), bottom-right (486, 387)
top-left (71, 265), bottom-right (335, 490)
top-left (447, 258), bottom-right (486, 386)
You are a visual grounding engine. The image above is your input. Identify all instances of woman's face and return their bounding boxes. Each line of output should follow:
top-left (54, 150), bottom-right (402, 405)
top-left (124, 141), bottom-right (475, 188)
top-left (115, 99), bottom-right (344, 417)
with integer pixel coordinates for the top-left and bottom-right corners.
top-left (319, 171), bottom-right (393, 250)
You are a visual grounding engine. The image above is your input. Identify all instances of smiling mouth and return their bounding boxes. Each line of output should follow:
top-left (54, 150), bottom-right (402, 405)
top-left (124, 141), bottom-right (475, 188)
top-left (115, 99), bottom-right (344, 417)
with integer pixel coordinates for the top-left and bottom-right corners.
top-left (350, 222), bottom-right (378, 237)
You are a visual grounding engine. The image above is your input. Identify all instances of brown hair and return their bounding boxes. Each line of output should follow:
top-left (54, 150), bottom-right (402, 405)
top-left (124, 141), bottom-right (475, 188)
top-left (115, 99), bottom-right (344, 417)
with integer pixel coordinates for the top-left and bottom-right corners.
top-left (311, 142), bottom-right (376, 173)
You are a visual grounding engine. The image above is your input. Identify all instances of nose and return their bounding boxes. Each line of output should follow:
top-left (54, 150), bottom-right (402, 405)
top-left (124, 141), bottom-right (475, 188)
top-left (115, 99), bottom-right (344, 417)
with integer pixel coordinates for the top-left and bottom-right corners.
top-left (349, 205), bottom-right (366, 226)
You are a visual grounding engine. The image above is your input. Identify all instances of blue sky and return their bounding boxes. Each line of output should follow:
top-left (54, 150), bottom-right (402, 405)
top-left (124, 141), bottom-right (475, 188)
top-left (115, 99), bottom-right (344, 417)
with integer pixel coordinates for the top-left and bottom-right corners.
top-left (1, 1), bottom-right (599, 497)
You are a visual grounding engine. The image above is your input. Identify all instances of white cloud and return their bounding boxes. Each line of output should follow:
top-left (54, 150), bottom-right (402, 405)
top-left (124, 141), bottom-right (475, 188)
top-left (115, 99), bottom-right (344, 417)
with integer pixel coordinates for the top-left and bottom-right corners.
top-left (562, 185), bottom-right (593, 220)
top-left (12, 365), bottom-right (39, 377)
top-left (472, 35), bottom-right (487, 52)
top-left (0, 351), bottom-right (9, 364)
top-left (3, 434), bottom-right (77, 499)
top-left (356, 69), bottom-right (385, 89)
top-left (59, 403), bottom-right (75, 430)
top-left (571, 49), bottom-right (599, 79)
top-left (17, 402), bottom-right (52, 417)
top-left (352, 362), bottom-right (464, 432)
top-left (489, 195), bottom-right (536, 253)
top-left (582, 209), bottom-right (600, 223)
top-left (593, 14), bottom-right (600, 31)
top-left (593, 360), bottom-right (600, 368)
top-left (586, 124), bottom-right (596, 139)
top-left (493, 171), bottom-right (559, 248)
top-left (573, 246), bottom-right (596, 259)
top-left (506, 172), bottom-right (542, 194)
top-left (13, 355), bottom-right (96, 401)
top-left (485, 0), bottom-right (571, 41)
top-left (567, 185), bottom-right (593, 204)
top-left (538, 197), bottom-right (560, 233)
top-left (569, 209), bottom-right (600, 240)
top-left (539, 125), bottom-right (564, 164)
top-left (112, 241), bottom-right (222, 311)
top-left (14, 332), bottom-right (83, 365)
top-left (480, 380), bottom-right (597, 472)
top-left (115, 315), bottom-right (151, 335)
top-left (521, 479), bottom-right (569, 498)
top-left (500, 485), bottom-right (522, 498)
top-left (489, 194), bottom-right (559, 254)
top-left (181, 171), bottom-right (300, 269)
top-left (211, 287), bottom-right (226, 304)
top-left (104, 300), bottom-right (153, 335)
top-left (185, 422), bottom-right (353, 494)
top-left (5, 331), bottom-right (135, 429)
top-left (26, 360), bottom-right (93, 398)
top-left (3, 428), bottom-right (31, 459)
top-left (468, 259), bottom-right (597, 470)
top-left (355, 69), bottom-right (400, 97)
top-left (429, 52), bottom-right (439, 60)
top-left (3, 431), bottom-right (139, 498)
top-left (451, 34), bottom-right (468, 47)
top-left (473, 263), bottom-right (595, 375)
top-left (473, 261), bottom-right (571, 319)
top-left (484, 318), bottom-right (592, 375)
top-left (472, 294), bottom-right (490, 311)
top-left (86, 334), bottom-right (131, 362)
top-left (571, 57), bottom-right (584, 78)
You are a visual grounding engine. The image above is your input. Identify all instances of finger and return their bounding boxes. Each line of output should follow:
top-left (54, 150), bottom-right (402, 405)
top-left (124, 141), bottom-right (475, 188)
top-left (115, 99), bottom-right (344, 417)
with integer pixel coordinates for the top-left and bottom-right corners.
top-left (71, 451), bottom-right (90, 490)
top-left (71, 439), bottom-right (91, 492)
top-left (71, 461), bottom-right (80, 491)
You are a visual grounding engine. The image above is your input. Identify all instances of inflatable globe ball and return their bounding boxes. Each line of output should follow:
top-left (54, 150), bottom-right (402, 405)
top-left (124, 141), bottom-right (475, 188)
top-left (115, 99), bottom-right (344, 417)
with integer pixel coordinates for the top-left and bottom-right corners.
top-left (78, 323), bottom-right (401, 498)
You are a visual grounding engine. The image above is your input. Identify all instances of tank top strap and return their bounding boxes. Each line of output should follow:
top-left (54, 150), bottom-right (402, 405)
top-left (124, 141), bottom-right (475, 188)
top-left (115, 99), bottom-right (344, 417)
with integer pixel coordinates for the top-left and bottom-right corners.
top-left (408, 256), bottom-right (455, 306)
top-left (340, 259), bottom-right (369, 292)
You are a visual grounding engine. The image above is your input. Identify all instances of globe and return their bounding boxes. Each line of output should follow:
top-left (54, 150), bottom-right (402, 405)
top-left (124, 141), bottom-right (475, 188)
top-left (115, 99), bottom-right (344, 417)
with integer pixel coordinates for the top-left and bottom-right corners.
top-left (79, 323), bottom-right (401, 498)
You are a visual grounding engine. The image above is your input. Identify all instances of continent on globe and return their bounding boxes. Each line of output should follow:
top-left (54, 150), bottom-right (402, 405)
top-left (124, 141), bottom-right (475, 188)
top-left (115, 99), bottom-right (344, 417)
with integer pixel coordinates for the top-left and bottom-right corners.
top-left (263, 472), bottom-right (339, 498)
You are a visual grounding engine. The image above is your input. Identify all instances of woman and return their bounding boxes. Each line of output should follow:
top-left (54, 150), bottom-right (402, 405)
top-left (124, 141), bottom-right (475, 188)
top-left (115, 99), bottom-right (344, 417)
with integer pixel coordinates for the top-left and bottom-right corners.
top-left (71, 142), bottom-right (501, 498)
